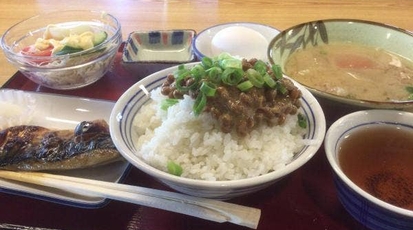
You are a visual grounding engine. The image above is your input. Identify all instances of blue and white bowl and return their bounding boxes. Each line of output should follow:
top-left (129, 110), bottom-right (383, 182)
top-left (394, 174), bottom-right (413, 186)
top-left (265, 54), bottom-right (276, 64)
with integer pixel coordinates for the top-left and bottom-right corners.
top-left (325, 110), bottom-right (413, 230)
top-left (110, 62), bottom-right (326, 199)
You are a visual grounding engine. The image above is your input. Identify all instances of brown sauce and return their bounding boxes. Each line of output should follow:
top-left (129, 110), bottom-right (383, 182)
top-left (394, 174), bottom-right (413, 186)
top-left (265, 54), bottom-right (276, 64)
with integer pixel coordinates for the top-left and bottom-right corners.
top-left (338, 125), bottom-right (413, 211)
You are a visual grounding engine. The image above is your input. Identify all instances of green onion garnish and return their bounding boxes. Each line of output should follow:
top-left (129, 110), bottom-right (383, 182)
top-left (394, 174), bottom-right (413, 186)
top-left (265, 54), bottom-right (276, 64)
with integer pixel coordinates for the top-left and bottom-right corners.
top-left (220, 58), bottom-right (242, 69)
top-left (254, 60), bottom-right (268, 75)
top-left (193, 93), bottom-right (207, 116)
top-left (298, 113), bottom-right (307, 129)
top-left (272, 64), bottom-right (283, 80)
top-left (222, 68), bottom-right (243, 86)
top-left (237, 80), bottom-right (254, 91)
top-left (276, 82), bottom-right (288, 94)
top-left (246, 69), bottom-right (264, 88)
top-left (200, 81), bottom-right (217, 97)
top-left (174, 68), bottom-right (190, 92)
top-left (190, 64), bottom-right (206, 78)
top-left (263, 73), bottom-right (276, 88)
top-left (175, 70), bottom-right (199, 92)
top-left (168, 54), bottom-right (288, 116)
top-left (167, 161), bottom-right (183, 176)
top-left (160, 98), bottom-right (179, 110)
top-left (201, 56), bottom-right (213, 68)
top-left (206, 67), bottom-right (223, 83)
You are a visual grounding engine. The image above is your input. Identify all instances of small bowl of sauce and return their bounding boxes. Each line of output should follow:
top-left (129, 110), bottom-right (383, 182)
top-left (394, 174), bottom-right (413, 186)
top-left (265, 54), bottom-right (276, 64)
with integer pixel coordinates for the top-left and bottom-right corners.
top-left (325, 109), bottom-right (413, 230)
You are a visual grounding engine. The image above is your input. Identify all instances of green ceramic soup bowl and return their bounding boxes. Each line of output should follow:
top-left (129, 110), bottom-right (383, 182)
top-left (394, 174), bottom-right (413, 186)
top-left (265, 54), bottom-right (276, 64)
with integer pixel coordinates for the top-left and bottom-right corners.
top-left (268, 19), bottom-right (413, 124)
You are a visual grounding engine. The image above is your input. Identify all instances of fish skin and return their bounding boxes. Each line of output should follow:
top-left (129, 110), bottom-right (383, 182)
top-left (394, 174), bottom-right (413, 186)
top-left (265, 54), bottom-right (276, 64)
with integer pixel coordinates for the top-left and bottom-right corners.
top-left (0, 120), bottom-right (122, 171)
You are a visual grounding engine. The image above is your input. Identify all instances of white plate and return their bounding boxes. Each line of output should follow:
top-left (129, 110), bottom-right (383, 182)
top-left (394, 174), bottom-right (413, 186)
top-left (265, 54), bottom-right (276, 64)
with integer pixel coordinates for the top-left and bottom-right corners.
top-left (0, 89), bottom-right (130, 208)
top-left (193, 22), bottom-right (280, 62)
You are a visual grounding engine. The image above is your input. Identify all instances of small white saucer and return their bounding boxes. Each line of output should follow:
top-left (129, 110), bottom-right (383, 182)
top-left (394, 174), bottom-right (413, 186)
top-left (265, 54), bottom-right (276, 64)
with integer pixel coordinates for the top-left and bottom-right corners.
top-left (193, 22), bottom-right (280, 62)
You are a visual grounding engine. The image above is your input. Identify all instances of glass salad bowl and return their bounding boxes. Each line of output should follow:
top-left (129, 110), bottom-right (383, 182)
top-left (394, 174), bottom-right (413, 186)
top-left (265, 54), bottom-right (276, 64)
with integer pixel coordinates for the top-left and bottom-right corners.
top-left (1, 10), bottom-right (122, 90)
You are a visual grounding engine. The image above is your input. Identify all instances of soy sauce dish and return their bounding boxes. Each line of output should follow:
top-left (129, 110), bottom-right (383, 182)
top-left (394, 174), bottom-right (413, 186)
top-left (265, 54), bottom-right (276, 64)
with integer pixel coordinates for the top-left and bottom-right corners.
top-left (325, 109), bottom-right (413, 230)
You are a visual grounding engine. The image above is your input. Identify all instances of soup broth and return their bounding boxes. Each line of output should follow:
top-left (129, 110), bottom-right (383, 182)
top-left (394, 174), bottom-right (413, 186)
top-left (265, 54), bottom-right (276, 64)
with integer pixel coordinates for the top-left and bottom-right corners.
top-left (284, 43), bottom-right (413, 102)
top-left (338, 125), bottom-right (413, 210)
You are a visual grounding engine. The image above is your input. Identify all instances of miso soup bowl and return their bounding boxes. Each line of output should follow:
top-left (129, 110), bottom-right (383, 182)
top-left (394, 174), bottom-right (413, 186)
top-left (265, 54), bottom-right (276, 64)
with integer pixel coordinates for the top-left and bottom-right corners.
top-left (325, 110), bottom-right (413, 230)
top-left (268, 19), bottom-right (413, 123)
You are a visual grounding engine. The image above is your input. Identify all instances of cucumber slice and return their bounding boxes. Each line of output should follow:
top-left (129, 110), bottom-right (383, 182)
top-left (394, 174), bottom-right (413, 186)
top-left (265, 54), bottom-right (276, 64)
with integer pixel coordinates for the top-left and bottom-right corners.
top-left (54, 31), bottom-right (108, 55)
top-left (93, 31), bottom-right (108, 46)
top-left (55, 46), bottom-right (84, 55)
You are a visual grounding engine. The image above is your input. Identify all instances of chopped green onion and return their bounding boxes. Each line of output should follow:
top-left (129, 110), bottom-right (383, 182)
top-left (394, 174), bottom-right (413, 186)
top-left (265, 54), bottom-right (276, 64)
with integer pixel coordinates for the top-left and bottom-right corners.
top-left (272, 64), bottom-right (283, 80)
top-left (263, 73), bottom-right (276, 88)
top-left (254, 60), bottom-right (268, 75)
top-left (160, 98), bottom-right (179, 110)
top-left (193, 93), bottom-right (207, 116)
top-left (219, 55), bottom-right (242, 69)
top-left (174, 66), bottom-right (189, 81)
top-left (222, 68), bottom-right (243, 86)
top-left (174, 67), bottom-right (190, 83)
top-left (170, 54), bottom-right (289, 116)
top-left (190, 64), bottom-right (206, 78)
top-left (246, 68), bottom-right (264, 88)
top-left (174, 75), bottom-right (185, 92)
top-left (217, 52), bottom-right (234, 62)
top-left (206, 67), bottom-right (223, 83)
top-left (173, 65), bottom-right (187, 77)
top-left (167, 161), bottom-right (183, 176)
top-left (201, 57), bottom-right (214, 69)
top-left (276, 82), bottom-right (288, 94)
top-left (200, 81), bottom-right (217, 97)
top-left (175, 72), bottom-right (199, 92)
top-left (237, 80), bottom-right (254, 91)
top-left (297, 113), bottom-right (307, 129)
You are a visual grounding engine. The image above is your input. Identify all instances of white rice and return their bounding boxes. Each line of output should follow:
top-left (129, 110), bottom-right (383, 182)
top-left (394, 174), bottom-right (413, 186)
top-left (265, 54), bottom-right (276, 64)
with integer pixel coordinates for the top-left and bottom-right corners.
top-left (133, 87), bottom-right (306, 181)
top-left (0, 90), bottom-right (37, 130)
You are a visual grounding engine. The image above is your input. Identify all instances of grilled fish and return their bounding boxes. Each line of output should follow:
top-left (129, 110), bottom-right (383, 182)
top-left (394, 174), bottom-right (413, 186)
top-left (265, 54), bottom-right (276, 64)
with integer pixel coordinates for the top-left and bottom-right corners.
top-left (0, 120), bottom-right (122, 171)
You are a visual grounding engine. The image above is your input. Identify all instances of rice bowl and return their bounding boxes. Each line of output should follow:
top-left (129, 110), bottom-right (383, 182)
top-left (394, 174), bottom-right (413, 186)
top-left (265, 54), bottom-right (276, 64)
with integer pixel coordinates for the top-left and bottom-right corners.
top-left (110, 62), bottom-right (326, 199)
top-left (134, 87), bottom-right (307, 181)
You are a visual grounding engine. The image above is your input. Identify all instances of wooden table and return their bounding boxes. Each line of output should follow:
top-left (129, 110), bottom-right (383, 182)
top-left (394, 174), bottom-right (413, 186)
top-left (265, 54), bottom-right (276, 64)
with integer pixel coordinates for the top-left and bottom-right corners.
top-left (1, 1), bottom-right (413, 229)
top-left (1, 0), bottom-right (413, 86)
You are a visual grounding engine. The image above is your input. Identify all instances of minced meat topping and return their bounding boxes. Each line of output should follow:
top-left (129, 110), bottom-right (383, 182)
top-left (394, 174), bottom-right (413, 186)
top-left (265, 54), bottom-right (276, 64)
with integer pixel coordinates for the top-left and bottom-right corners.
top-left (160, 54), bottom-right (303, 136)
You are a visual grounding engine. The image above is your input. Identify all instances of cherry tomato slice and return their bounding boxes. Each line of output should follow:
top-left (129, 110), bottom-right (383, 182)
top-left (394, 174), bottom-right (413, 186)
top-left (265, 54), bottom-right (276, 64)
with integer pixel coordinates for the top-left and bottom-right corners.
top-left (21, 45), bottom-right (53, 56)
